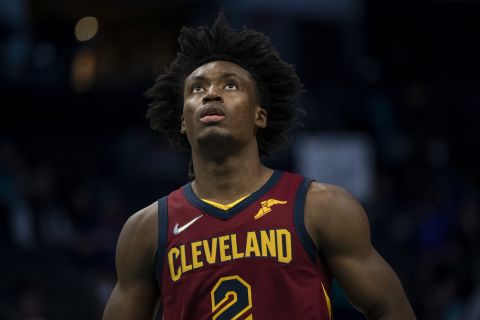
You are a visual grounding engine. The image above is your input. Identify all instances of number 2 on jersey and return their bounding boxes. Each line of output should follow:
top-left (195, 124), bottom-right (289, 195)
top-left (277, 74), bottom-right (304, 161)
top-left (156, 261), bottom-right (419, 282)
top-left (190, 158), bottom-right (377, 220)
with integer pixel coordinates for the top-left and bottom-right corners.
top-left (211, 275), bottom-right (253, 320)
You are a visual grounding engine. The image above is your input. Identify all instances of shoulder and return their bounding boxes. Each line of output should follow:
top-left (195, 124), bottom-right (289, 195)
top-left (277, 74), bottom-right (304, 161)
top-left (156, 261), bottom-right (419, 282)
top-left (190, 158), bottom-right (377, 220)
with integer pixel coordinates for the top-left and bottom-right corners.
top-left (108, 202), bottom-right (162, 314)
top-left (304, 181), bottom-right (371, 254)
top-left (116, 202), bottom-right (159, 273)
top-left (304, 182), bottom-right (366, 220)
top-left (121, 202), bottom-right (158, 243)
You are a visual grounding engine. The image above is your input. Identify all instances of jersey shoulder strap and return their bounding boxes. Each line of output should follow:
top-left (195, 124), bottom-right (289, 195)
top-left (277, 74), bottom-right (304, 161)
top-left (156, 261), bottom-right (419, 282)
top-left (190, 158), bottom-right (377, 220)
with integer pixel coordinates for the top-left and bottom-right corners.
top-left (154, 195), bottom-right (168, 285)
top-left (293, 177), bottom-right (317, 264)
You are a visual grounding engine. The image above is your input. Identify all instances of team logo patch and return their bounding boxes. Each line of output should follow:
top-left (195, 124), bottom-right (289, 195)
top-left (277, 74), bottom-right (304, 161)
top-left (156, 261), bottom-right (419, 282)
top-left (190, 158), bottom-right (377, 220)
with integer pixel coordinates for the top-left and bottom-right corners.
top-left (254, 199), bottom-right (287, 220)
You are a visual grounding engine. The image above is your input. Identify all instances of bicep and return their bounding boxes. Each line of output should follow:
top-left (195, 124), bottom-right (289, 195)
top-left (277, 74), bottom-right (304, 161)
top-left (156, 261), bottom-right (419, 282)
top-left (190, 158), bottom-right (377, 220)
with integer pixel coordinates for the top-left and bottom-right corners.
top-left (103, 281), bottom-right (160, 320)
top-left (328, 246), bottom-right (410, 318)
top-left (103, 205), bottom-right (160, 320)
top-left (306, 183), bottom-right (415, 319)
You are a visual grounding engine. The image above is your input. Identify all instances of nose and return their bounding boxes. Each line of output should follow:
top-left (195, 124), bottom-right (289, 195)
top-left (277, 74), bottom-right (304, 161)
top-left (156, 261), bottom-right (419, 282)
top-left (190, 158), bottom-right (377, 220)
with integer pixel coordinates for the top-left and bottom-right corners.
top-left (202, 86), bottom-right (223, 104)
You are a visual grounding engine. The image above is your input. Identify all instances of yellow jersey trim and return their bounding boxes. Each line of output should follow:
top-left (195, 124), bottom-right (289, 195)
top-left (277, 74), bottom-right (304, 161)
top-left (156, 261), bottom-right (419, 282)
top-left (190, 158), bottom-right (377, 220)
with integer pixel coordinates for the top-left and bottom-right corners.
top-left (322, 282), bottom-right (332, 320)
top-left (201, 194), bottom-right (251, 211)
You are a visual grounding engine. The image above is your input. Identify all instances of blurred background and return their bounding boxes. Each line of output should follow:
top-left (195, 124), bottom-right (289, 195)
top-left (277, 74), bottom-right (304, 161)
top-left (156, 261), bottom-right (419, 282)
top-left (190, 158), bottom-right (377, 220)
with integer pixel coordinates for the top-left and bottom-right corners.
top-left (1, 0), bottom-right (479, 319)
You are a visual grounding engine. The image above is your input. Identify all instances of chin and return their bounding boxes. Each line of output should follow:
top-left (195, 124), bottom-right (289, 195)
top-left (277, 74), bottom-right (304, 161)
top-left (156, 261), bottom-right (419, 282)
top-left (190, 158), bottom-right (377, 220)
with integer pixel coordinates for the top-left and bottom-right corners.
top-left (197, 129), bottom-right (238, 151)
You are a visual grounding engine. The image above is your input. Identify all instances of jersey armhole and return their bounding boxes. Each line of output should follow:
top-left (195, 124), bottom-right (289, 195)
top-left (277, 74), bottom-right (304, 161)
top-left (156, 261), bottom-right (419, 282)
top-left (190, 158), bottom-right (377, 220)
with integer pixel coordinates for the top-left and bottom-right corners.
top-left (153, 195), bottom-right (168, 285)
top-left (293, 178), bottom-right (318, 265)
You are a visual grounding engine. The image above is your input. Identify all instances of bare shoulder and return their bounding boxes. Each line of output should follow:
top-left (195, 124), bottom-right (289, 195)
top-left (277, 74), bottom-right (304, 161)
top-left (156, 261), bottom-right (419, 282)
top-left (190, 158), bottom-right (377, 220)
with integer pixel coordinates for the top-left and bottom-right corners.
top-left (116, 202), bottom-right (159, 277)
top-left (304, 182), bottom-right (371, 254)
top-left (122, 202), bottom-right (158, 240)
top-left (103, 203), bottom-right (161, 319)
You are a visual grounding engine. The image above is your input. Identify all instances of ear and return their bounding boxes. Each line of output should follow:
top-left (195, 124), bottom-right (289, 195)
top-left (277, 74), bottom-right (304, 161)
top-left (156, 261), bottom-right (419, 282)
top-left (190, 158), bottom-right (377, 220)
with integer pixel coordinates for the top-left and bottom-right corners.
top-left (255, 106), bottom-right (267, 129)
top-left (180, 115), bottom-right (186, 134)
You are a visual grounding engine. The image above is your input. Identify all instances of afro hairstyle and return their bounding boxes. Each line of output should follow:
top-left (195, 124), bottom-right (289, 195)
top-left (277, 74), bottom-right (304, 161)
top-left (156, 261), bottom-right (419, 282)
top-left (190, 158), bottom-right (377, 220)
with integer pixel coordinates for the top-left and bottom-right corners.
top-left (145, 10), bottom-right (303, 156)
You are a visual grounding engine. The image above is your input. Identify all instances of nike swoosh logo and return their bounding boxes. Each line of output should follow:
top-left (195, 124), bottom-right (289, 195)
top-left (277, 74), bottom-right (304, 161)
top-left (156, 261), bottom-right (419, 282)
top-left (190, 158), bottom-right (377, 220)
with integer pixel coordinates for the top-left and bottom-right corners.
top-left (173, 214), bottom-right (203, 235)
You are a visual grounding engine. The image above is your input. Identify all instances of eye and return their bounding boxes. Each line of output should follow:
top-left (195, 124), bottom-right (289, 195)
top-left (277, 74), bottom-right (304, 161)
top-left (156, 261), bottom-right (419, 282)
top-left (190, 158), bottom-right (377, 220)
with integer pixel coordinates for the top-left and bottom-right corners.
top-left (192, 84), bottom-right (204, 93)
top-left (224, 82), bottom-right (238, 90)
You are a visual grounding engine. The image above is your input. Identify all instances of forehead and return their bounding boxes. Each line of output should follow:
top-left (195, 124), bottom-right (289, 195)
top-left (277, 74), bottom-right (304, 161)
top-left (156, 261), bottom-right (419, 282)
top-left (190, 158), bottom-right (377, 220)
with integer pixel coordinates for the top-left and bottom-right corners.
top-left (185, 60), bottom-right (253, 83)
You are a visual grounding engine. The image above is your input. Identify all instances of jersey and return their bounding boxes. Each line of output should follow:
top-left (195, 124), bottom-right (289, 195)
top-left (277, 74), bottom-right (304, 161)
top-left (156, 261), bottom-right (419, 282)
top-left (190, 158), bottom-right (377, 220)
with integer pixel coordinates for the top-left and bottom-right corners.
top-left (154, 170), bottom-right (333, 320)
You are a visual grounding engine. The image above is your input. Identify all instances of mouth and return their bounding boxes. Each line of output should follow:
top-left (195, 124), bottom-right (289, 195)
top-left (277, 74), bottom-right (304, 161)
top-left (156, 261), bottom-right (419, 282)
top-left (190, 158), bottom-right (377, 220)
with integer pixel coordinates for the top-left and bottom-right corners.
top-left (199, 103), bottom-right (226, 124)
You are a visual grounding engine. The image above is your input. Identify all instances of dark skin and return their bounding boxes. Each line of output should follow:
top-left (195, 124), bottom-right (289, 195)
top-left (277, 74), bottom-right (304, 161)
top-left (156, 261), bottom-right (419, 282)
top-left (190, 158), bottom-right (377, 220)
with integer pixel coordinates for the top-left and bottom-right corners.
top-left (103, 60), bottom-right (416, 319)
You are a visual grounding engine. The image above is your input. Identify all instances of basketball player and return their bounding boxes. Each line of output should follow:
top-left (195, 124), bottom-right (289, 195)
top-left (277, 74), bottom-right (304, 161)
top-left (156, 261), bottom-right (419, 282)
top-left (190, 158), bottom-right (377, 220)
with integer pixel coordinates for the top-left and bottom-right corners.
top-left (103, 12), bottom-right (416, 320)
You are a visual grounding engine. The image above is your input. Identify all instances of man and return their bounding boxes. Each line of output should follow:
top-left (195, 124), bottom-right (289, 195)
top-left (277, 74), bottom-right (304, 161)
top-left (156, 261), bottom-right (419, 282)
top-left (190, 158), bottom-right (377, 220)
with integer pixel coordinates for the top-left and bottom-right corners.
top-left (103, 12), bottom-right (416, 320)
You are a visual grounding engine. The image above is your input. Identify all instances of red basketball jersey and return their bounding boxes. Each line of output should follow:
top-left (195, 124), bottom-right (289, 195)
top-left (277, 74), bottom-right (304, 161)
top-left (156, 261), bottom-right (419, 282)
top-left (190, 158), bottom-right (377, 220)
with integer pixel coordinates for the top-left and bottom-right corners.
top-left (155, 170), bottom-right (333, 320)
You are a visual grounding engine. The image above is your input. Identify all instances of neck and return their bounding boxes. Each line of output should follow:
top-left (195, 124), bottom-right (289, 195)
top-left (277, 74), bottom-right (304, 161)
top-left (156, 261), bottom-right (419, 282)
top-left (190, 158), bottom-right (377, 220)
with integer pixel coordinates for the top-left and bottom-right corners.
top-left (190, 143), bottom-right (273, 203)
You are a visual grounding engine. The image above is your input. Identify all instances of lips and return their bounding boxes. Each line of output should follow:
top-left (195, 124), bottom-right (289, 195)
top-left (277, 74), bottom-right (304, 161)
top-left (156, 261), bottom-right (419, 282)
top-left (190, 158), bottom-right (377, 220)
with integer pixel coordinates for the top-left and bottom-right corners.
top-left (199, 103), bottom-right (226, 123)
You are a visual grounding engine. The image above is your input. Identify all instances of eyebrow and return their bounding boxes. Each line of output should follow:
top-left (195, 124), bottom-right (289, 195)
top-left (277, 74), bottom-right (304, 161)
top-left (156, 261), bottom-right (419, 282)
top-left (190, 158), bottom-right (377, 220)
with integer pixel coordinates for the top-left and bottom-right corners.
top-left (187, 73), bottom-right (242, 83)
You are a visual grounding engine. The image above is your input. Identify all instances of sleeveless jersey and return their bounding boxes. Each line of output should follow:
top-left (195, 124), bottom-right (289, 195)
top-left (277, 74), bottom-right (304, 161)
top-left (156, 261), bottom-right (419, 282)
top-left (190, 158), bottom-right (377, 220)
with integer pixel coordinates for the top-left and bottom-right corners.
top-left (154, 170), bottom-right (333, 320)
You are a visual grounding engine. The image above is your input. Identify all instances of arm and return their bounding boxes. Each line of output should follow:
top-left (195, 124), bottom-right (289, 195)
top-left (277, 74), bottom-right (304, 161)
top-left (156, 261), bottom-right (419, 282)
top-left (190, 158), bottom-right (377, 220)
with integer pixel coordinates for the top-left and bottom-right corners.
top-left (103, 203), bottom-right (160, 320)
top-left (305, 182), bottom-right (416, 319)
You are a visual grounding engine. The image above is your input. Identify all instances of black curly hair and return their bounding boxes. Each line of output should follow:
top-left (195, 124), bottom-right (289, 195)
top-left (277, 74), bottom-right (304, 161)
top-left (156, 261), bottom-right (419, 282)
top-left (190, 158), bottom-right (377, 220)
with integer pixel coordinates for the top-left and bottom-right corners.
top-left (146, 10), bottom-right (303, 156)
